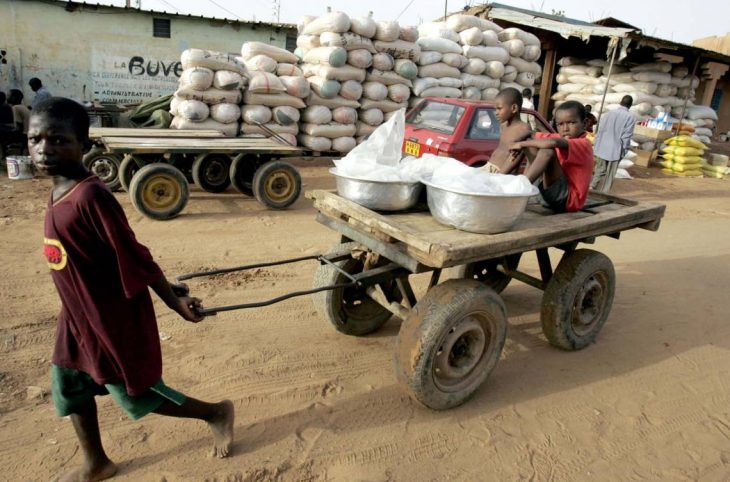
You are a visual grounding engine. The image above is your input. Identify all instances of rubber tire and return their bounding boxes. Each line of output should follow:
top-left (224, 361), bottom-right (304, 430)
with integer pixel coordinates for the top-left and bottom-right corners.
top-left (192, 154), bottom-right (231, 193)
top-left (252, 161), bottom-right (301, 209)
top-left (83, 147), bottom-right (122, 191)
top-left (540, 249), bottom-right (615, 351)
top-left (395, 279), bottom-right (507, 410)
top-left (455, 254), bottom-right (521, 294)
top-left (312, 242), bottom-right (401, 337)
top-left (229, 155), bottom-right (257, 196)
top-left (119, 155), bottom-right (141, 192)
top-left (129, 163), bottom-right (189, 220)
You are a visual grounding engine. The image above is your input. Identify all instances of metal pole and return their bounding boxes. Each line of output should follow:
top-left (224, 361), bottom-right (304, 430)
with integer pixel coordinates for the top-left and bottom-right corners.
top-left (444, 0), bottom-right (448, 20)
top-left (596, 37), bottom-right (619, 125)
top-left (677, 56), bottom-right (701, 131)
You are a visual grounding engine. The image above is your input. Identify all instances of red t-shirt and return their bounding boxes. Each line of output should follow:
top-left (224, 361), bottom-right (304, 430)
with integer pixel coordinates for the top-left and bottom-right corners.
top-left (535, 132), bottom-right (593, 211)
top-left (44, 175), bottom-right (164, 396)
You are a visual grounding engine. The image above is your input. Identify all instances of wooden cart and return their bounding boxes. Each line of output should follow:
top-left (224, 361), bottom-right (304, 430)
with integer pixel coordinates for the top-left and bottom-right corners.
top-left (95, 134), bottom-right (302, 220)
top-left (83, 128), bottom-right (224, 192)
top-left (301, 190), bottom-right (666, 409)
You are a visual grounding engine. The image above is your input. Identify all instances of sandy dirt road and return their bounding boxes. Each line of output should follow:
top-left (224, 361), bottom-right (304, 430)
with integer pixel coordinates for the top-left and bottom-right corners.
top-left (1, 161), bottom-right (730, 481)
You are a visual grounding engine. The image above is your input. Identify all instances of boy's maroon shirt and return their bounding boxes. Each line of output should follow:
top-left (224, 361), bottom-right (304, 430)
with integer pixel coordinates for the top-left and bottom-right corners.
top-left (43, 174), bottom-right (164, 396)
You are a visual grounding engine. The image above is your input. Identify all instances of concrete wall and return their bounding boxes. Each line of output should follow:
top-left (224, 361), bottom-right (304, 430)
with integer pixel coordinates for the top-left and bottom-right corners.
top-left (0, 0), bottom-right (296, 104)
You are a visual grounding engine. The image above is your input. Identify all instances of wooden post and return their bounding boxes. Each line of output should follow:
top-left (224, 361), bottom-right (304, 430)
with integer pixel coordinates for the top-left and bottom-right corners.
top-left (677, 56), bottom-right (701, 129)
top-left (538, 48), bottom-right (556, 119)
top-left (701, 78), bottom-right (718, 106)
top-left (596, 37), bottom-right (619, 125)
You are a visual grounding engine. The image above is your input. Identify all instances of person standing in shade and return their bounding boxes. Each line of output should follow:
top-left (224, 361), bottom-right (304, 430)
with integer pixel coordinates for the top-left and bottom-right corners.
top-left (591, 95), bottom-right (636, 192)
top-left (29, 77), bottom-right (52, 109)
top-left (584, 104), bottom-right (597, 133)
top-left (521, 88), bottom-right (537, 130)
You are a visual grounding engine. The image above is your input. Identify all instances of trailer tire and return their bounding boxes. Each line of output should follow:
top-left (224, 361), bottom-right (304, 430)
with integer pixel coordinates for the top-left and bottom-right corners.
top-left (192, 154), bottom-right (231, 193)
top-left (83, 147), bottom-right (122, 191)
top-left (252, 161), bottom-right (301, 209)
top-left (456, 254), bottom-right (521, 293)
top-left (229, 155), bottom-right (256, 196)
top-left (129, 163), bottom-right (189, 220)
top-left (119, 155), bottom-right (141, 192)
top-left (312, 242), bottom-right (400, 336)
top-left (395, 279), bottom-right (507, 410)
top-left (541, 249), bottom-right (615, 351)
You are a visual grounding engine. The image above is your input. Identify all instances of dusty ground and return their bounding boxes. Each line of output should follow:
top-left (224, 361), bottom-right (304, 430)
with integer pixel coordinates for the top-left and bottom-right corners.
top-left (1, 161), bottom-right (730, 482)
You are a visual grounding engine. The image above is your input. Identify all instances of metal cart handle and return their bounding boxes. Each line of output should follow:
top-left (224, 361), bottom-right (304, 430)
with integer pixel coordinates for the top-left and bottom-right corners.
top-left (174, 254), bottom-right (358, 317)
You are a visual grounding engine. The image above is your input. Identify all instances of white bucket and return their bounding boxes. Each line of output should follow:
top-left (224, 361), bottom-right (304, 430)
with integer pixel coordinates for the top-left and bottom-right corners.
top-left (6, 156), bottom-right (35, 180)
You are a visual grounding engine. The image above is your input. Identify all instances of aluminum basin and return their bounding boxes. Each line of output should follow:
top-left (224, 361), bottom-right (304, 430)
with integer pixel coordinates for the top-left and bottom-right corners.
top-left (330, 168), bottom-right (423, 211)
top-left (421, 177), bottom-right (538, 234)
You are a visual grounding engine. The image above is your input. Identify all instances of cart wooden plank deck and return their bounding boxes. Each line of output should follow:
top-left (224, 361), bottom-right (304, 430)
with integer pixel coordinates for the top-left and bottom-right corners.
top-left (89, 127), bottom-right (225, 138)
top-left (307, 189), bottom-right (665, 273)
top-left (100, 136), bottom-right (302, 155)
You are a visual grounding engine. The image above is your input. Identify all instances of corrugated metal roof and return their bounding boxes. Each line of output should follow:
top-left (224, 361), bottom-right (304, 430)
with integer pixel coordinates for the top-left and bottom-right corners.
top-left (481, 4), bottom-right (634, 41)
top-left (41, 0), bottom-right (297, 30)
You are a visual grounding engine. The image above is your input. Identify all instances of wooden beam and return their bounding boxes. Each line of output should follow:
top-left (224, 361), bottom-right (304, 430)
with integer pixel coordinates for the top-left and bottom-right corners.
top-left (539, 48), bottom-right (557, 119)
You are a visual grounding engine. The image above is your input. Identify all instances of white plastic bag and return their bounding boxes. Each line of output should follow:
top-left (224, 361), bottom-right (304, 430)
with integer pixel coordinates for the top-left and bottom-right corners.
top-left (336, 109), bottom-right (405, 167)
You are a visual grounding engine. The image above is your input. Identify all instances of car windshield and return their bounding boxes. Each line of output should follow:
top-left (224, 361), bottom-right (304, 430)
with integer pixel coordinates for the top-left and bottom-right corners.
top-left (406, 100), bottom-right (466, 135)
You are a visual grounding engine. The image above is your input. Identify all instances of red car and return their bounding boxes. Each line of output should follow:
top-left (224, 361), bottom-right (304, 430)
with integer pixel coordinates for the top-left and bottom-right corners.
top-left (403, 97), bottom-right (554, 166)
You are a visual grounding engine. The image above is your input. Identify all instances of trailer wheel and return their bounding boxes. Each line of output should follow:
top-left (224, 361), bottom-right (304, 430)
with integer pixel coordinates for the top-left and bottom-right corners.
top-left (541, 249), bottom-right (615, 351)
top-left (83, 147), bottom-right (122, 191)
top-left (192, 154), bottom-right (230, 193)
top-left (229, 155), bottom-right (256, 196)
top-left (119, 155), bottom-right (141, 192)
top-left (252, 161), bottom-right (301, 209)
top-left (312, 242), bottom-right (401, 336)
top-left (456, 254), bottom-right (521, 293)
top-left (129, 163), bottom-right (189, 220)
top-left (395, 280), bottom-right (507, 410)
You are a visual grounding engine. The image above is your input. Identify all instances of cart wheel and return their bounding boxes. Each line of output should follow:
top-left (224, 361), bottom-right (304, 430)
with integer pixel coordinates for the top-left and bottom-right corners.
top-left (119, 155), bottom-right (141, 192)
top-left (313, 242), bottom-right (402, 336)
top-left (129, 163), bottom-right (189, 220)
top-left (83, 147), bottom-right (122, 191)
top-left (229, 155), bottom-right (256, 196)
top-left (540, 249), bottom-right (615, 351)
top-left (192, 154), bottom-right (231, 193)
top-left (395, 279), bottom-right (507, 410)
top-left (252, 161), bottom-right (301, 209)
top-left (456, 254), bottom-right (521, 293)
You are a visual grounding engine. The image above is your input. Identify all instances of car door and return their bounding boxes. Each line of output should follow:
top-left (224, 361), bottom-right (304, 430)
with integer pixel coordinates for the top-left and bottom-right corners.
top-left (453, 107), bottom-right (501, 166)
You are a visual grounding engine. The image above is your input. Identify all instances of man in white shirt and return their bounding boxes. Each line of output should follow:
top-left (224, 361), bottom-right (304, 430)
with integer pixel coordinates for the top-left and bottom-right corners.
top-left (29, 77), bottom-right (52, 109)
top-left (521, 88), bottom-right (536, 130)
top-left (592, 95), bottom-right (636, 192)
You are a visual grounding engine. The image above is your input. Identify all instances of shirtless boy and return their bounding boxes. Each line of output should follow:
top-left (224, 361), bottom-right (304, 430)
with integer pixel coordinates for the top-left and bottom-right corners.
top-left (484, 87), bottom-right (533, 173)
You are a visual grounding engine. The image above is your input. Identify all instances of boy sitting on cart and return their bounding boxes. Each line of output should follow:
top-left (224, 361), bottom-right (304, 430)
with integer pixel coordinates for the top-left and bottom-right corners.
top-left (501, 100), bottom-right (593, 213)
top-left (483, 87), bottom-right (533, 173)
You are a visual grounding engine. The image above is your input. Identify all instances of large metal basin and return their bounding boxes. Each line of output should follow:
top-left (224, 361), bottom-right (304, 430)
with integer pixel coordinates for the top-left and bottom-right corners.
top-left (421, 177), bottom-right (539, 234)
top-left (330, 168), bottom-right (422, 211)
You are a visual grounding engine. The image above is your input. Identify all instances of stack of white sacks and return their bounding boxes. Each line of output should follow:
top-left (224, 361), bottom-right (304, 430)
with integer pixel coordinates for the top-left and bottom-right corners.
top-left (410, 14), bottom-right (542, 107)
top-left (295, 12), bottom-right (368, 153)
top-left (296, 12), bottom-right (420, 151)
top-left (170, 49), bottom-right (248, 137)
top-left (238, 42), bottom-right (309, 146)
top-left (553, 58), bottom-right (700, 127)
top-left (671, 105), bottom-right (717, 145)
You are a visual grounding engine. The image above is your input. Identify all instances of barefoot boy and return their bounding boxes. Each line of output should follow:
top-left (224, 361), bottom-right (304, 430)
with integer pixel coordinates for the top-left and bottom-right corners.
top-left (30, 98), bottom-right (234, 482)
top-left (508, 101), bottom-right (593, 213)
top-left (484, 87), bottom-right (532, 173)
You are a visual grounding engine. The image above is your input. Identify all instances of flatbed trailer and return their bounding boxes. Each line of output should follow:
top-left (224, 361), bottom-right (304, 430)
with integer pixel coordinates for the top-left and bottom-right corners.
top-left (176, 190), bottom-right (665, 409)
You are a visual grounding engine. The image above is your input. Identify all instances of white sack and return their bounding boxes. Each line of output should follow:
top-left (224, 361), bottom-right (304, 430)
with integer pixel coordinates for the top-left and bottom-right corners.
top-left (243, 91), bottom-right (306, 109)
top-left (339, 80), bottom-right (363, 101)
top-left (359, 108), bottom-right (384, 126)
top-left (241, 42), bottom-right (298, 63)
top-left (244, 55), bottom-right (277, 73)
top-left (248, 72), bottom-right (286, 94)
top-left (350, 16), bottom-right (377, 38)
top-left (298, 134), bottom-right (332, 151)
top-left (373, 40), bottom-right (421, 61)
top-left (241, 105), bottom-right (273, 124)
top-left (279, 76), bottom-right (310, 98)
top-left (177, 100), bottom-right (209, 122)
top-left (375, 21), bottom-right (401, 42)
top-left (213, 70), bottom-right (244, 90)
top-left (304, 46), bottom-right (348, 67)
top-left (319, 32), bottom-right (377, 53)
top-left (332, 107), bottom-right (358, 125)
top-left (302, 105), bottom-right (333, 124)
top-left (303, 12), bottom-right (351, 35)
top-left (180, 67), bottom-right (214, 91)
top-left (347, 49), bottom-right (373, 69)
top-left (362, 82), bottom-right (388, 101)
top-left (418, 63), bottom-right (461, 79)
top-left (459, 27), bottom-right (483, 46)
top-left (181, 48), bottom-right (246, 74)
top-left (416, 37), bottom-right (463, 54)
top-left (308, 76), bottom-right (341, 98)
top-left (175, 86), bottom-right (241, 105)
top-left (210, 103), bottom-right (241, 124)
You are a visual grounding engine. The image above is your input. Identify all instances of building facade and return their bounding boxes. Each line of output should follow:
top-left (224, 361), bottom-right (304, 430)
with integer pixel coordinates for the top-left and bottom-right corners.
top-left (0, 0), bottom-right (296, 104)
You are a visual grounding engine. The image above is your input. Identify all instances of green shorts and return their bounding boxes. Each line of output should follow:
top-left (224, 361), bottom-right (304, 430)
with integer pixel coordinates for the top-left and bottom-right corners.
top-left (51, 365), bottom-right (186, 420)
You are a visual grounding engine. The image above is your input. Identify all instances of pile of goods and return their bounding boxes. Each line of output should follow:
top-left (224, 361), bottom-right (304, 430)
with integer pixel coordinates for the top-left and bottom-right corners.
top-left (702, 153), bottom-right (729, 179)
top-left (239, 41), bottom-right (309, 147)
top-left (671, 105), bottom-right (717, 145)
top-left (411, 14), bottom-right (541, 106)
top-left (295, 11), bottom-right (419, 152)
top-left (553, 58), bottom-right (700, 126)
top-left (170, 48), bottom-right (248, 137)
top-left (657, 135), bottom-right (708, 177)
